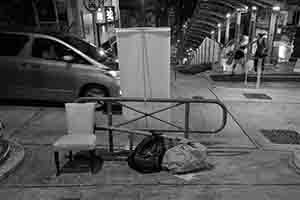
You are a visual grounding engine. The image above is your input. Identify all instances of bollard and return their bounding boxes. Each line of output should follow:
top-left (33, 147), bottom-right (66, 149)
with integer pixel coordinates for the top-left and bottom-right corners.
top-left (256, 58), bottom-right (263, 88)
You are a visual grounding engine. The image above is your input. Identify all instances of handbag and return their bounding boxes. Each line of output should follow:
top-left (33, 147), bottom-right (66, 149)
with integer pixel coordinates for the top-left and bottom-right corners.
top-left (226, 51), bottom-right (235, 65)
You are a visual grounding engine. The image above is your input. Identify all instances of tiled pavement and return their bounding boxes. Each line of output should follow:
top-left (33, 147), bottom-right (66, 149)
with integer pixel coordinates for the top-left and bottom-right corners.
top-left (1, 73), bottom-right (300, 199)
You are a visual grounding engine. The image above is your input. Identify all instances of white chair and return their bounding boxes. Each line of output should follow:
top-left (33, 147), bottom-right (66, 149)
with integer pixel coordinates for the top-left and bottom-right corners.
top-left (53, 103), bottom-right (97, 176)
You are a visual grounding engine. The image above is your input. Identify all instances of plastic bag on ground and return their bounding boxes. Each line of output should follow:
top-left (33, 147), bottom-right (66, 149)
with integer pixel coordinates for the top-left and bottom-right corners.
top-left (162, 141), bottom-right (209, 174)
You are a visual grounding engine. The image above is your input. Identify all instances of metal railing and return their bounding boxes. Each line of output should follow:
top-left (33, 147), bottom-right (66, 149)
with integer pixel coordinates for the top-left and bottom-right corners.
top-left (75, 97), bottom-right (228, 152)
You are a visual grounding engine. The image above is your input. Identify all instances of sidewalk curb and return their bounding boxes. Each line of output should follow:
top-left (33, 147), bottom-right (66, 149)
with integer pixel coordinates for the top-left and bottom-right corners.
top-left (0, 141), bottom-right (25, 182)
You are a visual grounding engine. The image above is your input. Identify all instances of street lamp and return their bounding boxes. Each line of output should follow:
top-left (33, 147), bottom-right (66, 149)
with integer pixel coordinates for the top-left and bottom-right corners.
top-left (272, 6), bottom-right (280, 11)
top-left (252, 6), bottom-right (257, 11)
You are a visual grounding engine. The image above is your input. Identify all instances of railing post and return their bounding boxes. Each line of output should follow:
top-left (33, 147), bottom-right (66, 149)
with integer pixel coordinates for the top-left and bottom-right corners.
top-left (184, 103), bottom-right (190, 138)
top-left (107, 102), bottom-right (114, 152)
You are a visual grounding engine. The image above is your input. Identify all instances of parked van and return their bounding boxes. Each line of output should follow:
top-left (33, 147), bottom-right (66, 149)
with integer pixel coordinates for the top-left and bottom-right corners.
top-left (0, 30), bottom-right (121, 102)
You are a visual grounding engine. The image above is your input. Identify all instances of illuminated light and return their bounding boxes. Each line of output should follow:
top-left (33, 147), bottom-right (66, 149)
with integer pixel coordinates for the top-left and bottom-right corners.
top-left (177, 39), bottom-right (180, 42)
top-left (273, 6), bottom-right (280, 11)
top-left (108, 70), bottom-right (118, 78)
top-left (211, 30), bottom-right (215, 34)
top-left (244, 6), bottom-right (248, 10)
top-left (217, 23), bottom-right (221, 28)
top-left (226, 13), bottom-right (231, 18)
top-left (99, 49), bottom-right (106, 56)
top-left (252, 6), bottom-right (257, 11)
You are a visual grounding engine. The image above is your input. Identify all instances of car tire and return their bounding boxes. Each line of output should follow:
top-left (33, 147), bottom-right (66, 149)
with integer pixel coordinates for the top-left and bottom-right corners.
top-left (81, 85), bottom-right (108, 111)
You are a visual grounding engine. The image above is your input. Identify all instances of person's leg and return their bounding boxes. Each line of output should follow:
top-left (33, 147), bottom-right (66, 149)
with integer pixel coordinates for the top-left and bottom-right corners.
top-left (254, 57), bottom-right (258, 72)
top-left (232, 60), bottom-right (236, 75)
top-left (241, 57), bottom-right (246, 74)
top-left (261, 57), bottom-right (265, 72)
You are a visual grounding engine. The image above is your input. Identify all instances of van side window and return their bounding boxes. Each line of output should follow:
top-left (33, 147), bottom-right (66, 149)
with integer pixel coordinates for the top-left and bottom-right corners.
top-left (32, 38), bottom-right (89, 64)
top-left (0, 33), bottom-right (29, 56)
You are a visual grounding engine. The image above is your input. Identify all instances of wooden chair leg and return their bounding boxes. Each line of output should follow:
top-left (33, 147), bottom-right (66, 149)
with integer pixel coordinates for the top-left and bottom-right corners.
top-left (54, 151), bottom-right (60, 176)
top-left (89, 150), bottom-right (96, 173)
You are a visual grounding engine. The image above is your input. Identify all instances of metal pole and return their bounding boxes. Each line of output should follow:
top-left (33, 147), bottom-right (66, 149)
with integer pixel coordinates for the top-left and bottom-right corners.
top-left (107, 102), bottom-right (114, 152)
top-left (114, 0), bottom-right (122, 28)
top-left (211, 31), bottom-right (216, 65)
top-left (225, 15), bottom-right (230, 44)
top-left (235, 10), bottom-right (242, 43)
top-left (32, 0), bottom-right (40, 29)
top-left (52, 0), bottom-right (59, 30)
top-left (217, 24), bottom-right (222, 43)
top-left (92, 12), bottom-right (99, 47)
top-left (212, 40), bottom-right (215, 64)
top-left (184, 103), bottom-right (190, 139)
top-left (248, 7), bottom-right (257, 57)
top-left (266, 7), bottom-right (280, 64)
top-left (141, 0), bottom-right (146, 26)
top-left (203, 39), bottom-right (207, 64)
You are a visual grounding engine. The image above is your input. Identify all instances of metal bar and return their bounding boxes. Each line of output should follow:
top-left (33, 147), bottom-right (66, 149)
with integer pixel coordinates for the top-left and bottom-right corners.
top-left (184, 103), bottom-right (190, 138)
top-left (115, 103), bottom-right (184, 130)
top-left (76, 97), bottom-right (228, 134)
top-left (96, 126), bottom-right (184, 141)
top-left (96, 127), bottom-right (226, 134)
top-left (107, 102), bottom-right (113, 152)
top-left (76, 97), bottom-right (229, 103)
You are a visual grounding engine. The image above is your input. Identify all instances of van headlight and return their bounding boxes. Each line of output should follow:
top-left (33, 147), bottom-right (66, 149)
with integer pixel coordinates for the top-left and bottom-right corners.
top-left (108, 70), bottom-right (120, 79)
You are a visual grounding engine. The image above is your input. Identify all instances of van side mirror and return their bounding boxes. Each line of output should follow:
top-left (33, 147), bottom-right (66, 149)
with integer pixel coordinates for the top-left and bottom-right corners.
top-left (63, 55), bottom-right (74, 62)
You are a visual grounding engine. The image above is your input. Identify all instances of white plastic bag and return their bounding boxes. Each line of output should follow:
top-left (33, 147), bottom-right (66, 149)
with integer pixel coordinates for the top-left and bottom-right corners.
top-left (162, 141), bottom-right (207, 174)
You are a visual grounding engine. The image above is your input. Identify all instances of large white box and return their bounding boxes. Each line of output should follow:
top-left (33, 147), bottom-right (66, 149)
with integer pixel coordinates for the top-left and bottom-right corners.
top-left (116, 27), bottom-right (171, 129)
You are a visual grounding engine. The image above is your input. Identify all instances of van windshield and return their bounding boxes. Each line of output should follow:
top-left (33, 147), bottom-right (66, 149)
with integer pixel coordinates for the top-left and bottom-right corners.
top-left (59, 35), bottom-right (105, 63)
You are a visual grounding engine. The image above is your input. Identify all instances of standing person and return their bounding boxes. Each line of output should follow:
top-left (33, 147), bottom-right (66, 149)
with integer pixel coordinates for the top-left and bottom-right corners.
top-left (254, 33), bottom-right (268, 72)
top-left (231, 40), bottom-right (246, 75)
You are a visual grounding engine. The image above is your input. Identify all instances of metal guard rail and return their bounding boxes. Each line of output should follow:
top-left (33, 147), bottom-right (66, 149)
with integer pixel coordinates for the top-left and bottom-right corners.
top-left (75, 97), bottom-right (228, 152)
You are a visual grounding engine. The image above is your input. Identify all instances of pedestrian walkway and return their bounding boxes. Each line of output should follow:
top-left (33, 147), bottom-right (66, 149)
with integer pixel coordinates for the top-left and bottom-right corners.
top-left (0, 73), bottom-right (300, 199)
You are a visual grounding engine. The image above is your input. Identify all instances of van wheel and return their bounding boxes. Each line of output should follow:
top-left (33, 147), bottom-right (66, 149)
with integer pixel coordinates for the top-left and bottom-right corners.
top-left (82, 85), bottom-right (108, 110)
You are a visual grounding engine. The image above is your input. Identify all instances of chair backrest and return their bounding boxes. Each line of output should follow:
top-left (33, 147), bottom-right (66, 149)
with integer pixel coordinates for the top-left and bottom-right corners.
top-left (65, 103), bottom-right (96, 135)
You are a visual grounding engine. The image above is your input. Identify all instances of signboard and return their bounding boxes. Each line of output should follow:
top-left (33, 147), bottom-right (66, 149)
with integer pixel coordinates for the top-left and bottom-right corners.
top-left (96, 8), bottom-right (105, 23)
top-left (96, 6), bottom-right (116, 24)
top-left (83, 0), bottom-right (104, 12)
top-left (105, 6), bottom-right (116, 23)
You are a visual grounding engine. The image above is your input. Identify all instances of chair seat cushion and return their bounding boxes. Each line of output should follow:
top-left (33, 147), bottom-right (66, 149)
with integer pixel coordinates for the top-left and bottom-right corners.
top-left (53, 134), bottom-right (97, 150)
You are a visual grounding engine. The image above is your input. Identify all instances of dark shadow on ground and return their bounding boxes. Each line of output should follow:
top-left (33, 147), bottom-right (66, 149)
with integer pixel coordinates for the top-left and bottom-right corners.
top-left (0, 99), bottom-right (64, 108)
top-left (174, 64), bottom-right (212, 75)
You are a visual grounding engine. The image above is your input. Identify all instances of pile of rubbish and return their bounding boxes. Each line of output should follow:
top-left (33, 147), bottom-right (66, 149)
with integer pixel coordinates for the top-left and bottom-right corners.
top-left (128, 133), bottom-right (212, 174)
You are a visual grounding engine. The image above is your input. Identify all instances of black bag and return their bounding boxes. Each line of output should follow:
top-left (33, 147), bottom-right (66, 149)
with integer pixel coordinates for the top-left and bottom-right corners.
top-left (226, 51), bottom-right (235, 65)
top-left (127, 134), bottom-right (166, 173)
